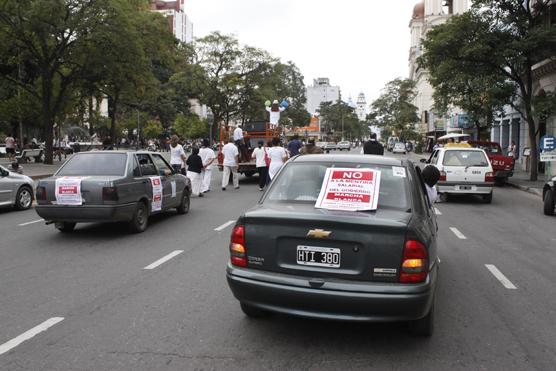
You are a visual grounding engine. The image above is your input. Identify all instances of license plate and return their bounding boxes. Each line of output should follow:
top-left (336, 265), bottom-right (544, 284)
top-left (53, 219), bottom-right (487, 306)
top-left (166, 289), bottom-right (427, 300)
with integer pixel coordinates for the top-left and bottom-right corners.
top-left (457, 185), bottom-right (472, 190)
top-left (297, 245), bottom-right (340, 268)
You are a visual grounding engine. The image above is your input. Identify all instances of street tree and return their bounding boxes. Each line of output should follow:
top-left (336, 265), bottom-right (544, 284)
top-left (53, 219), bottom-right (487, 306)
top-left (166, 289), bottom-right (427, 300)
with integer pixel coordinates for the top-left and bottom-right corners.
top-left (420, 1), bottom-right (556, 181)
top-left (369, 78), bottom-right (419, 141)
top-left (318, 101), bottom-right (362, 140)
top-left (0, 0), bottom-right (112, 164)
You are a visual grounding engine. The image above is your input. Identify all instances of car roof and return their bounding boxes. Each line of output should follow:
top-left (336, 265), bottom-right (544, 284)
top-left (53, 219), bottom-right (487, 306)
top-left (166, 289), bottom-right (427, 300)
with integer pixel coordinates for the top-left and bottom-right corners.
top-left (291, 154), bottom-right (406, 166)
top-left (73, 151), bottom-right (151, 155)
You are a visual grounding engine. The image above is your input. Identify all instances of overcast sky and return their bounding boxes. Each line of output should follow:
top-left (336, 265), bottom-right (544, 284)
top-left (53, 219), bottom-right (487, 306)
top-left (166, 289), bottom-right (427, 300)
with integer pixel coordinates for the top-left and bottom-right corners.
top-left (186, 0), bottom-right (419, 107)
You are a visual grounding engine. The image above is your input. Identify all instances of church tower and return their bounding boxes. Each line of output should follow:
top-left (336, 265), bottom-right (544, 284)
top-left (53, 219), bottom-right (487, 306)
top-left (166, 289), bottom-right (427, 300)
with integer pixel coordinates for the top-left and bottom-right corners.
top-left (355, 93), bottom-right (367, 122)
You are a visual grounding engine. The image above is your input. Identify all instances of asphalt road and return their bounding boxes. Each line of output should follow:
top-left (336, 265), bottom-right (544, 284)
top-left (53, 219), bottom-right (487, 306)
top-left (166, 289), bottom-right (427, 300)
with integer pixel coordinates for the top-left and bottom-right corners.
top-left (0, 149), bottom-right (555, 370)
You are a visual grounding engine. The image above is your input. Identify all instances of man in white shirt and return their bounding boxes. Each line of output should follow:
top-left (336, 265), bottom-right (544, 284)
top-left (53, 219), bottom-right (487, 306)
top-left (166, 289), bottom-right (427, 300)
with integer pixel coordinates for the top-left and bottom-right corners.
top-left (222, 138), bottom-right (239, 190)
top-left (233, 124), bottom-right (245, 162)
top-left (199, 139), bottom-right (216, 193)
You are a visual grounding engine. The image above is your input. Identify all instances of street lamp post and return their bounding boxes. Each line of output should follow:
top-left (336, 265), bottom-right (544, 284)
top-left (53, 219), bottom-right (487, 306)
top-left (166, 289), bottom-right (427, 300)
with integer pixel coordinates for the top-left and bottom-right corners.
top-left (136, 109), bottom-right (140, 150)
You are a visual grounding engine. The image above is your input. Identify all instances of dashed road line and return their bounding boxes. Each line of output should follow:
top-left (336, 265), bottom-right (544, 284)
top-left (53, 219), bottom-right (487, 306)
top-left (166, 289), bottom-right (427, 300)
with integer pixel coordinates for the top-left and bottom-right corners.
top-left (214, 220), bottom-right (235, 232)
top-left (434, 207), bottom-right (442, 215)
top-left (485, 264), bottom-right (517, 289)
top-left (0, 317), bottom-right (64, 356)
top-left (144, 250), bottom-right (184, 270)
top-left (449, 227), bottom-right (467, 239)
top-left (18, 219), bottom-right (44, 227)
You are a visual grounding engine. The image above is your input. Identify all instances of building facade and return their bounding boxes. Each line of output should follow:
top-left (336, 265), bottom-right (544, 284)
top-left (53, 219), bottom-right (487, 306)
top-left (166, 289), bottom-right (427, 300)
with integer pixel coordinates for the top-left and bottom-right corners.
top-left (355, 93), bottom-right (367, 121)
top-left (408, 0), bottom-right (469, 136)
top-left (305, 78), bottom-right (341, 115)
top-left (150, 0), bottom-right (194, 43)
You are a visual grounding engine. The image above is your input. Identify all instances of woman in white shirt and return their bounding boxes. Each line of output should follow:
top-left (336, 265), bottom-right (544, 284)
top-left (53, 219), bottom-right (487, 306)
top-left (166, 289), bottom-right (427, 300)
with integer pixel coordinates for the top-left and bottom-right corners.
top-left (251, 140), bottom-right (268, 191)
top-left (267, 137), bottom-right (288, 181)
top-left (169, 135), bottom-right (186, 174)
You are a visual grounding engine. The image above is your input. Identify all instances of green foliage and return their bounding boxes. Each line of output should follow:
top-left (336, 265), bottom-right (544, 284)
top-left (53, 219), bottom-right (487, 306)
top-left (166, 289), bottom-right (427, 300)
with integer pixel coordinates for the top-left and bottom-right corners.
top-left (369, 78), bottom-right (419, 140)
top-left (174, 113), bottom-right (208, 139)
top-left (141, 120), bottom-right (163, 139)
top-left (318, 101), bottom-right (365, 140)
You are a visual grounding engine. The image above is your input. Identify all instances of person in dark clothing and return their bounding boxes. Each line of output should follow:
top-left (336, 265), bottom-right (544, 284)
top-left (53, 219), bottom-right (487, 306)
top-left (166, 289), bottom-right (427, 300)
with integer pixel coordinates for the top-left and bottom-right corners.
top-left (421, 165), bottom-right (441, 204)
top-left (186, 147), bottom-right (204, 197)
top-left (287, 135), bottom-right (303, 156)
top-left (363, 133), bottom-right (384, 155)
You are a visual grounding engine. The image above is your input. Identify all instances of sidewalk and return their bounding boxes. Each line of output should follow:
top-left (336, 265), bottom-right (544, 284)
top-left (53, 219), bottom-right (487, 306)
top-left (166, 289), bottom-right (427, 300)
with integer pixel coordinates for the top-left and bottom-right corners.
top-left (0, 157), bottom-right (68, 180)
top-left (506, 169), bottom-right (545, 197)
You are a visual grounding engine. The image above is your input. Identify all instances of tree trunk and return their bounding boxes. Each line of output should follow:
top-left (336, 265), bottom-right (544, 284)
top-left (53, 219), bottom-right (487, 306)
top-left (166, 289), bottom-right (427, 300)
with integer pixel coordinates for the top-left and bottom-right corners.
top-left (109, 94), bottom-right (119, 145)
top-left (526, 115), bottom-right (539, 181)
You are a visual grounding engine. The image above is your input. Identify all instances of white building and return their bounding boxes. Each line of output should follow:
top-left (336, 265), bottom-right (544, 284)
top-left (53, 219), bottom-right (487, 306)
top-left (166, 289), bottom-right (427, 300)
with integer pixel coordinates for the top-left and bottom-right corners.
top-left (150, 0), bottom-right (194, 43)
top-left (355, 93), bottom-right (367, 121)
top-left (305, 78), bottom-right (341, 115)
top-left (408, 0), bottom-right (468, 135)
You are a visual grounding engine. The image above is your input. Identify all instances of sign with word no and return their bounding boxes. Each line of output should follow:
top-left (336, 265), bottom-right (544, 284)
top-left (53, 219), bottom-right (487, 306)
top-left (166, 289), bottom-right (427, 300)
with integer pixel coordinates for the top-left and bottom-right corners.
top-left (315, 168), bottom-right (381, 211)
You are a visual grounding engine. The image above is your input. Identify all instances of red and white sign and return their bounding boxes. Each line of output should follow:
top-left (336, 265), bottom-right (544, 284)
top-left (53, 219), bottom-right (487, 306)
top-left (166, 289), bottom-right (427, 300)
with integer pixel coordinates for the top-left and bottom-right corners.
top-left (150, 176), bottom-right (163, 211)
top-left (55, 177), bottom-right (84, 205)
top-left (315, 168), bottom-right (381, 211)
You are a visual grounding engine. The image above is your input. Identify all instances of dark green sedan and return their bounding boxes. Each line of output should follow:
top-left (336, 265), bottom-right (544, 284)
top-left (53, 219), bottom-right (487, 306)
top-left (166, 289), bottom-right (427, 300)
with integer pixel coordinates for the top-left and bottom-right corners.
top-left (226, 154), bottom-right (439, 336)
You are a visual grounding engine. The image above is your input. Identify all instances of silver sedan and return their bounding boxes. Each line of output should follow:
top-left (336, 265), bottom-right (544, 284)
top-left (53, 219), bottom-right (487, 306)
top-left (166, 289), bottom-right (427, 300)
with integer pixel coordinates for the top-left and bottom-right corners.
top-left (0, 165), bottom-right (34, 210)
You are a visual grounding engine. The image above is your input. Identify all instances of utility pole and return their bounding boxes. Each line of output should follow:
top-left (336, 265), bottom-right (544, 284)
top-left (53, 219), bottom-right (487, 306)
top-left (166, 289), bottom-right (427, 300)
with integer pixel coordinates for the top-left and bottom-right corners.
top-left (136, 109), bottom-right (140, 150)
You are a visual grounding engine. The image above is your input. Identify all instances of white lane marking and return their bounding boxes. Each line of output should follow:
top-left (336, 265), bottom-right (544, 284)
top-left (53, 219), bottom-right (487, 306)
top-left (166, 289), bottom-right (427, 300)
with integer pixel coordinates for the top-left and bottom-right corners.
top-left (0, 317), bottom-right (64, 356)
top-left (18, 219), bottom-right (44, 227)
top-left (485, 264), bottom-right (517, 289)
top-left (214, 220), bottom-right (235, 232)
top-left (449, 227), bottom-right (467, 239)
top-left (144, 250), bottom-right (184, 270)
top-left (434, 207), bottom-right (442, 215)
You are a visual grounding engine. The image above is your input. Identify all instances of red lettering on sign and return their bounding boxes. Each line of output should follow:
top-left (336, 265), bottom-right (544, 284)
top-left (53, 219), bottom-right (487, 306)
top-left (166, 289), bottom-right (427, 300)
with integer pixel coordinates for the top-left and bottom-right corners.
top-left (153, 195), bottom-right (162, 201)
top-left (331, 170), bottom-right (373, 181)
top-left (58, 186), bottom-right (78, 194)
top-left (326, 192), bottom-right (371, 202)
top-left (152, 178), bottom-right (161, 186)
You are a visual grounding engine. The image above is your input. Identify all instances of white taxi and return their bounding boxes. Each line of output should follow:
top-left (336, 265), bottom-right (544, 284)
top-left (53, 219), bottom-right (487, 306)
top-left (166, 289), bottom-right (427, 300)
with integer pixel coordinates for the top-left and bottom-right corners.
top-left (422, 146), bottom-right (494, 203)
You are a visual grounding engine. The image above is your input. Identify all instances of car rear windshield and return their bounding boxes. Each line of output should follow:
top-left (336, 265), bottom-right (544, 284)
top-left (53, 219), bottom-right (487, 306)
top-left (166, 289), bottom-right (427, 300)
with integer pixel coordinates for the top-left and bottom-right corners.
top-left (472, 143), bottom-right (502, 154)
top-left (57, 153), bottom-right (127, 176)
top-left (442, 150), bottom-right (489, 167)
top-left (264, 162), bottom-right (409, 210)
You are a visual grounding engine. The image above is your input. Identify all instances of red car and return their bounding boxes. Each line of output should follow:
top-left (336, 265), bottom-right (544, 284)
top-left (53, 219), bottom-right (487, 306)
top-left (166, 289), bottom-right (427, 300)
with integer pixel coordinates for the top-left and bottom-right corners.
top-left (468, 141), bottom-right (514, 183)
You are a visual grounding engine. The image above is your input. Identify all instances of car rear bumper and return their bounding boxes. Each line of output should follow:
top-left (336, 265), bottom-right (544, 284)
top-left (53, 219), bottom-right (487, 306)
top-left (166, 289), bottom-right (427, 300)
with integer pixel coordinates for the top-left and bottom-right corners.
top-left (226, 264), bottom-right (438, 322)
top-left (35, 203), bottom-right (136, 223)
top-left (494, 170), bottom-right (513, 178)
top-left (437, 182), bottom-right (493, 194)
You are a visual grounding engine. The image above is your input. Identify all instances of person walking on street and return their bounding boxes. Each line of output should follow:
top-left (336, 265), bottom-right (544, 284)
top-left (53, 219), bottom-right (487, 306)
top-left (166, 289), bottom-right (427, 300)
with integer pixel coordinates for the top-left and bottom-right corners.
top-left (363, 133), bottom-right (384, 155)
top-left (251, 140), bottom-right (268, 191)
top-left (5, 134), bottom-right (16, 162)
top-left (222, 137), bottom-right (239, 190)
top-left (508, 140), bottom-right (517, 159)
top-left (199, 139), bottom-right (216, 193)
top-left (267, 137), bottom-right (288, 181)
top-left (299, 138), bottom-right (324, 155)
top-left (186, 147), bottom-right (204, 197)
top-left (169, 135), bottom-right (186, 174)
top-left (287, 135), bottom-right (303, 157)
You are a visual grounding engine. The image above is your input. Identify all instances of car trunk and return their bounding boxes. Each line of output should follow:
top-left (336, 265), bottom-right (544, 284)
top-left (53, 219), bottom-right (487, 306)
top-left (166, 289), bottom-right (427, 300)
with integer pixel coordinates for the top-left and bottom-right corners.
top-left (41, 176), bottom-right (125, 206)
top-left (489, 154), bottom-right (513, 172)
top-left (444, 165), bottom-right (487, 183)
top-left (242, 203), bottom-right (411, 282)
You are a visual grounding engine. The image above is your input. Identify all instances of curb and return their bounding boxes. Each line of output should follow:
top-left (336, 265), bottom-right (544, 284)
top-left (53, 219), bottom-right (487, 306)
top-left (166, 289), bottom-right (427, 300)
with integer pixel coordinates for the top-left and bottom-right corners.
top-left (506, 181), bottom-right (543, 197)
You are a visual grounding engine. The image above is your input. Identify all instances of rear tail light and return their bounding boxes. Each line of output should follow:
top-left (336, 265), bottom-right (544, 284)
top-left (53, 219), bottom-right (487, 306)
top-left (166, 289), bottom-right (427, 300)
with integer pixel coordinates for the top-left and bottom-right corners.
top-left (485, 172), bottom-right (494, 183)
top-left (102, 186), bottom-right (119, 201)
top-left (36, 186), bottom-right (46, 201)
top-left (439, 170), bottom-right (446, 182)
top-left (399, 239), bottom-right (428, 283)
top-left (230, 225), bottom-right (247, 267)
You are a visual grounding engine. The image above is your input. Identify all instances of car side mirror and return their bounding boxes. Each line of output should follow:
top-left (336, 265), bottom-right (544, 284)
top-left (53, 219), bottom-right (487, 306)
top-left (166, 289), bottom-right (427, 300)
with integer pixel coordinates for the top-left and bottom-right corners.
top-left (420, 158), bottom-right (428, 163)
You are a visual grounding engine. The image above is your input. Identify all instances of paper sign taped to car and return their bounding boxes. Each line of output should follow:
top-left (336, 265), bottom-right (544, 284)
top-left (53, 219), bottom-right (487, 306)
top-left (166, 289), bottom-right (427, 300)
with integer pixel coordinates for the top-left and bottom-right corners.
top-left (150, 176), bottom-right (163, 211)
top-left (55, 177), bottom-right (84, 205)
top-left (315, 168), bottom-right (381, 211)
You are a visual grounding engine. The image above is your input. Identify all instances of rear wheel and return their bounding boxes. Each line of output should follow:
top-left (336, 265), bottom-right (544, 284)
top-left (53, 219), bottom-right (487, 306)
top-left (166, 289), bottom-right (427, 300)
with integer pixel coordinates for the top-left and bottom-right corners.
top-left (409, 301), bottom-right (435, 337)
top-left (129, 201), bottom-right (148, 233)
top-left (15, 186), bottom-right (33, 210)
top-left (483, 192), bottom-right (493, 204)
top-left (240, 302), bottom-right (269, 318)
top-left (176, 191), bottom-right (190, 215)
top-left (55, 222), bottom-right (76, 233)
top-left (544, 190), bottom-right (555, 216)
